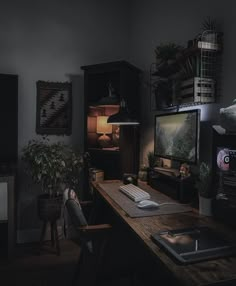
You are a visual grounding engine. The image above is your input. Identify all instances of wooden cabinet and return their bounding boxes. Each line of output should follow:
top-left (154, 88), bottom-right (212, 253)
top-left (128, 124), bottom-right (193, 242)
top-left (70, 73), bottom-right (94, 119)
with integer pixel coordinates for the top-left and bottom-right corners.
top-left (0, 176), bottom-right (15, 259)
top-left (0, 74), bottom-right (18, 173)
top-left (0, 74), bottom-right (17, 258)
top-left (81, 61), bottom-right (141, 179)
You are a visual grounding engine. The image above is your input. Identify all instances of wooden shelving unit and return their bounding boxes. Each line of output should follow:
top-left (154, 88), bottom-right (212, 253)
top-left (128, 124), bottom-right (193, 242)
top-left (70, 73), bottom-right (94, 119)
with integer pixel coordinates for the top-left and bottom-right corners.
top-left (150, 30), bottom-right (222, 111)
top-left (81, 61), bottom-right (141, 180)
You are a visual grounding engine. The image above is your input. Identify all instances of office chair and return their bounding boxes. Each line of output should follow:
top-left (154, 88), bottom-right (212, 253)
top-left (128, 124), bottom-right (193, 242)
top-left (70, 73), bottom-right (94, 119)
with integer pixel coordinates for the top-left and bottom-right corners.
top-left (63, 188), bottom-right (153, 286)
top-left (63, 188), bottom-right (112, 286)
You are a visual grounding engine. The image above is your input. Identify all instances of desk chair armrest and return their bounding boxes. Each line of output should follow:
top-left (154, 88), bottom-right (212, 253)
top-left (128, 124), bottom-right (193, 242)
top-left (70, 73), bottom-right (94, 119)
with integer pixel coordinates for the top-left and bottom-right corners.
top-left (77, 224), bottom-right (112, 240)
top-left (78, 224), bottom-right (112, 232)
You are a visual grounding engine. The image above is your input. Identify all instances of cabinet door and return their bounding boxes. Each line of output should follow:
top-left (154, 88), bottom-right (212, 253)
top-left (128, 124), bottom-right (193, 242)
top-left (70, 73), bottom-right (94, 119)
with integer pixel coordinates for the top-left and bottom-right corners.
top-left (0, 74), bottom-right (18, 168)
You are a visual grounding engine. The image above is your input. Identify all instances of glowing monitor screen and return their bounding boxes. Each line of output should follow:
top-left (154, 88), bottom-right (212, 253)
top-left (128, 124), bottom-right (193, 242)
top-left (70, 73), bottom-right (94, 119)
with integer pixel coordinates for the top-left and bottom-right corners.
top-left (154, 110), bottom-right (200, 164)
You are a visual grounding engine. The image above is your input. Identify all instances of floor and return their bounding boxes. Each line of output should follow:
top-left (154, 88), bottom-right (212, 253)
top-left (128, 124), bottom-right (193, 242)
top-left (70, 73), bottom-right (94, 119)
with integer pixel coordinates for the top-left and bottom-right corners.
top-left (0, 239), bottom-right (136, 286)
top-left (0, 239), bottom-right (80, 286)
top-left (0, 219), bottom-right (176, 286)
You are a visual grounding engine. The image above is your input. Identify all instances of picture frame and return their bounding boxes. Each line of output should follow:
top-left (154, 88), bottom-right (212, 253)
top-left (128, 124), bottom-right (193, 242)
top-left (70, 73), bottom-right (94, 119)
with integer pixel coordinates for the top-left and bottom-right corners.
top-left (36, 81), bottom-right (72, 135)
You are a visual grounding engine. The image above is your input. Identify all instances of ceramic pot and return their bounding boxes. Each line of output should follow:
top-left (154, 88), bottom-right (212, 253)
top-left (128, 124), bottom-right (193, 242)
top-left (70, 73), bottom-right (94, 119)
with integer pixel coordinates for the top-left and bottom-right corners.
top-left (37, 194), bottom-right (62, 222)
top-left (138, 169), bottom-right (147, 181)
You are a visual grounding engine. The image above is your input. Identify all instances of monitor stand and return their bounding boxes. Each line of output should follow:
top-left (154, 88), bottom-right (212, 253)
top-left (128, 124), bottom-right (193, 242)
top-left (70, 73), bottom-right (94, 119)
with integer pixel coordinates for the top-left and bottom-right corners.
top-left (148, 169), bottom-right (195, 203)
top-left (154, 167), bottom-right (180, 177)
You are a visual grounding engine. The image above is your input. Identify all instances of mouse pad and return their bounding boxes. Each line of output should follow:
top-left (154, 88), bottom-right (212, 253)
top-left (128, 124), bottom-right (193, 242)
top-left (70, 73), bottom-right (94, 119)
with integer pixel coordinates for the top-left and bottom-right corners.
top-left (98, 182), bottom-right (192, 217)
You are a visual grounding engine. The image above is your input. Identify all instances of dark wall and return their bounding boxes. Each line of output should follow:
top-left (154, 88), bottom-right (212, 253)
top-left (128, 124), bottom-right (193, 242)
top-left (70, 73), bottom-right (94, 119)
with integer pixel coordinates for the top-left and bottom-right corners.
top-left (128, 0), bottom-right (236, 165)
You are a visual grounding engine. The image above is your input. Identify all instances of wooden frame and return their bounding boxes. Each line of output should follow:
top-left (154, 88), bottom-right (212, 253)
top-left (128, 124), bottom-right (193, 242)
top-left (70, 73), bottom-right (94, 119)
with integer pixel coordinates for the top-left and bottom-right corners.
top-left (36, 81), bottom-right (72, 135)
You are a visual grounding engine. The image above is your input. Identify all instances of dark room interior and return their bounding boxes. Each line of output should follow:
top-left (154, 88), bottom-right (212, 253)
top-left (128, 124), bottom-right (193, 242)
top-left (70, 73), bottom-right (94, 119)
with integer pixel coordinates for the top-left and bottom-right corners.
top-left (0, 1), bottom-right (236, 285)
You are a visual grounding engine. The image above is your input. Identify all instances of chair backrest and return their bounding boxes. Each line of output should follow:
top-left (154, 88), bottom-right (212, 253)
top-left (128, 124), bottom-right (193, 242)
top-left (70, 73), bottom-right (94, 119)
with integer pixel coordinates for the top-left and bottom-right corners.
top-left (63, 188), bottom-right (88, 240)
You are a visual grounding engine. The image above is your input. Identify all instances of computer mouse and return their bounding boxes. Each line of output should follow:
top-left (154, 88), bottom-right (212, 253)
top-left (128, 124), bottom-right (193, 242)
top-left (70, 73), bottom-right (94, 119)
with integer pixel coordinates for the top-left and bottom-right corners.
top-left (137, 200), bottom-right (160, 209)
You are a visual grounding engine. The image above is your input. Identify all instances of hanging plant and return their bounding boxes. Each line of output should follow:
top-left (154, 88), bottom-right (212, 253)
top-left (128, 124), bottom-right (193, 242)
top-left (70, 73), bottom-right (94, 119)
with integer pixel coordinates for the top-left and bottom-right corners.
top-left (154, 42), bottom-right (184, 64)
top-left (201, 17), bottom-right (217, 32)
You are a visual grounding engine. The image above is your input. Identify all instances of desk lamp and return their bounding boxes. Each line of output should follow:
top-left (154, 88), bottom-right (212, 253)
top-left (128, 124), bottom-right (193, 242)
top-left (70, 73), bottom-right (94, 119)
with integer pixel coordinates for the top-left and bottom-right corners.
top-left (107, 98), bottom-right (139, 125)
top-left (96, 116), bottom-right (112, 148)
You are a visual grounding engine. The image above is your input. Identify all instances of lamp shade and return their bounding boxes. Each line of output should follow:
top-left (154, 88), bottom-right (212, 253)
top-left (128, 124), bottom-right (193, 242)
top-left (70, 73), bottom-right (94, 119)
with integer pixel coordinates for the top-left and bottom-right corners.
top-left (107, 99), bottom-right (140, 125)
top-left (96, 116), bottom-right (112, 134)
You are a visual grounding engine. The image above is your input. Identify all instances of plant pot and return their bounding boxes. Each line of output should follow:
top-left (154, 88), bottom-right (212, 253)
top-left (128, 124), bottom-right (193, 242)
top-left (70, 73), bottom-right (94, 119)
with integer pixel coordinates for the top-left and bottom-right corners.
top-left (146, 167), bottom-right (154, 185)
top-left (138, 169), bottom-right (148, 181)
top-left (37, 194), bottom-right (62, 222)
top-left (199, 195), bottom-right (212, 216)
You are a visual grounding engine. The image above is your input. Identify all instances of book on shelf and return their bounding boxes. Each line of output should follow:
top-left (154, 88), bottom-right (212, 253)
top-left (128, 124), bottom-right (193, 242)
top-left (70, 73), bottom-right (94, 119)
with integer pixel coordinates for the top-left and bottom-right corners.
top-left (179, 77), bottom-right (215, 103)
top-left (102, 147), bottom-right (119, 151)
top-left (197, 41), bottom-right (220, 51)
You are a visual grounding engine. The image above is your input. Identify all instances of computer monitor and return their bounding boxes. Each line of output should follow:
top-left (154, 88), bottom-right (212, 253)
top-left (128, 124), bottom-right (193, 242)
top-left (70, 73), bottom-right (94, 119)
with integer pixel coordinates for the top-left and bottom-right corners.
top-left (154, 109), bottom-right (200, 165)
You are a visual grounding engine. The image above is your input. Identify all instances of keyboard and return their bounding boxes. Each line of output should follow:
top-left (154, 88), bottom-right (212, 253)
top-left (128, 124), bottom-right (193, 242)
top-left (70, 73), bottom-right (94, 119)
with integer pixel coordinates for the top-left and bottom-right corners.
top-left (119, 184), bottom-right (151, 202)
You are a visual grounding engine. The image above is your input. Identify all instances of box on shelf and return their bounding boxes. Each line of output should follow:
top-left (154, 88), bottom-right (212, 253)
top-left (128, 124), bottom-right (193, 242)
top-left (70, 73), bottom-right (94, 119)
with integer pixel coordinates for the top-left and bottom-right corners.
top-left (89, 168), bottom-right (104, 182)
top-left (179, 77), bottom-right (215, 104)
top-left (197, 41), bottom-right (220, 51)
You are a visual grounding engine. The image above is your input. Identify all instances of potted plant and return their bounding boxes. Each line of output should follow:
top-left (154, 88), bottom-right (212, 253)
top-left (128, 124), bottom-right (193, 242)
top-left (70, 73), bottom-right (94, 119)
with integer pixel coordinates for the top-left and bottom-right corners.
top-left (154, 42), bottom-right (183, 65)
top-left (201, 17), bottom-right (217, 32)
top-left (147, 151), bottom-right (157, 169)
top-left (197, 162), bottom-right (213, 216)
top-left (146, 151), bottom-right (157, 184)
top-left (154, 42), bottom-right (183, 108)
top-left (138, 164), bottom-right (148, 182)
top-left (22, 138), bottom-right (84, 222)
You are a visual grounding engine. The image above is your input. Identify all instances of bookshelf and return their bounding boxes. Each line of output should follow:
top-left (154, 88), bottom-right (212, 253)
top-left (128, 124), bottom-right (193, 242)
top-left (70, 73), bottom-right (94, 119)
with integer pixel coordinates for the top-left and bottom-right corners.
top-left (81, 61), bottom-right (141, 180)
top-left (150, 30), bottom-right (222, 110)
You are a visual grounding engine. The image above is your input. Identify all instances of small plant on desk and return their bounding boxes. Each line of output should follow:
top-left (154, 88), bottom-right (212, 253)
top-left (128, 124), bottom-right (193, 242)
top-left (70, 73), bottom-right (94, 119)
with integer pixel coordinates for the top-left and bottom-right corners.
top-left (197, 162), bottom-right (213, 216)
top-left (147, 151), bottom-right (157, 169)
top-left (179, 163), bottom-right (190, 178)
top-left (197, 162), bottom-right (213, 198)
top-left (146, 151), bottom-right (157, 184)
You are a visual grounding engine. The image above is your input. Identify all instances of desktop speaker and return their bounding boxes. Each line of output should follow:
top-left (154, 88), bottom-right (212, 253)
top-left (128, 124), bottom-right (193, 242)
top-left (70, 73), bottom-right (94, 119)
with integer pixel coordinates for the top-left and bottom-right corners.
top-left (123, 173), bottom-right (138, 185)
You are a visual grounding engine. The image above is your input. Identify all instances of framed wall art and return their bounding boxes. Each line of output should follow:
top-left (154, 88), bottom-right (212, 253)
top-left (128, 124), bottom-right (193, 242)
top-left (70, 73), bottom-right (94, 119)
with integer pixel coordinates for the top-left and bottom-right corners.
top-left (36, 81), bottom-right (72, 135)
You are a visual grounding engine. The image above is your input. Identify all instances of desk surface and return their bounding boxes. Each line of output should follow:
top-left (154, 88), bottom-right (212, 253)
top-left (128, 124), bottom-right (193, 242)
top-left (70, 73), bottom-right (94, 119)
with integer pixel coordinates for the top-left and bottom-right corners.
top-left (93, 180), bottom-right (236, 286)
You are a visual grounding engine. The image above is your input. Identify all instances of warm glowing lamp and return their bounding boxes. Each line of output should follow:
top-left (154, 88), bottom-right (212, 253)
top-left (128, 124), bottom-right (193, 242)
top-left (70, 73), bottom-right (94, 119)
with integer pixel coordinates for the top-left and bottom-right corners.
top-left (96, 116), bottom-right (112, 148)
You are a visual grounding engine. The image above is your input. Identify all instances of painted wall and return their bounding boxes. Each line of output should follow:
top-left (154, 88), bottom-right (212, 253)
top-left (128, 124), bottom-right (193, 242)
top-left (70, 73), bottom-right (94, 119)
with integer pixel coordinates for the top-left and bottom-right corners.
top-left (0, 0), bottom-right (131, 240)
top-left (128, 0), bottom-right (236, 165)
top-left (1, 0), bottom-right (235, 241)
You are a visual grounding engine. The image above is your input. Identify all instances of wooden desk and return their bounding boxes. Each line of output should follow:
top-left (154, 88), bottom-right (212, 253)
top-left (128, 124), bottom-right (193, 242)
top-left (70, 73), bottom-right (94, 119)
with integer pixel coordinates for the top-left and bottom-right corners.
top-left (92, 180), bottom-right (236, 286)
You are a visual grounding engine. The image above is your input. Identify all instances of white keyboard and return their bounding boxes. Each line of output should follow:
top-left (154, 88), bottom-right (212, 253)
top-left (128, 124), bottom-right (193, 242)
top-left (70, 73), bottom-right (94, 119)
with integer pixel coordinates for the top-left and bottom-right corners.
top-left (119, 184), bottom-right (151, 202)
